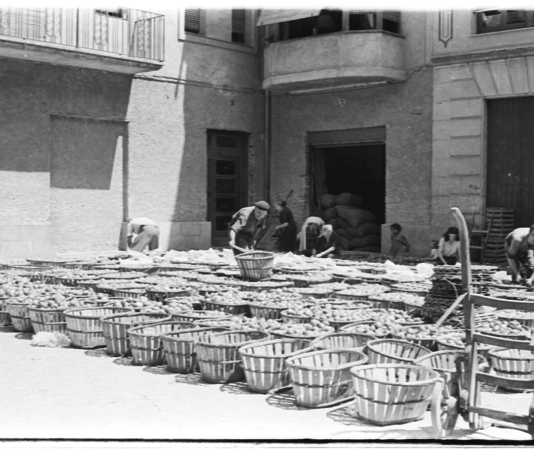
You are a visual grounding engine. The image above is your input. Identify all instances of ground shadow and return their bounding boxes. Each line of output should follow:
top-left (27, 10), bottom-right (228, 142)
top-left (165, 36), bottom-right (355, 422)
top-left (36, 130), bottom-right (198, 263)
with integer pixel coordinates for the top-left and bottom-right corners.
top-left (15, 332), bottom-right (33, 340)
top-left (219, 381), bottom-right (252, 395)
top-left (143, 364), bottom-right (175, 375)
top-left (174, 372), bottom-right (211, 387)
top-left (84, 348), bottom-right (109, 358)
top-left (113, 356), bottom-right (134, 366)
top-left (265, 388), bottom-right (313, 412)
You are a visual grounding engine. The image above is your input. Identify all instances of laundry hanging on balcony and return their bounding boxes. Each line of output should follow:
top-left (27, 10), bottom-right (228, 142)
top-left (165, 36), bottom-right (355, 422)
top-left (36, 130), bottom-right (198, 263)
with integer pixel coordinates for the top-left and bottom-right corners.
top-left (256, 9), bottom-right (321, 26)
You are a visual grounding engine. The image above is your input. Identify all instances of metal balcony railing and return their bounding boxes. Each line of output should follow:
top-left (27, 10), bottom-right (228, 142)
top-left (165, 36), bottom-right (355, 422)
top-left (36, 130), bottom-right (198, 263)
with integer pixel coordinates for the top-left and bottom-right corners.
top-left (0, 8), bottom-right (164, 62)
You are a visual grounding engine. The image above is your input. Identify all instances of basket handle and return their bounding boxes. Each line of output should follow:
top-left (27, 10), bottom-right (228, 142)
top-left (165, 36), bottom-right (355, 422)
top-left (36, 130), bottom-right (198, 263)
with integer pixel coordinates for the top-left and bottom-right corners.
top-left (430, 377), bottom-right (444, 438)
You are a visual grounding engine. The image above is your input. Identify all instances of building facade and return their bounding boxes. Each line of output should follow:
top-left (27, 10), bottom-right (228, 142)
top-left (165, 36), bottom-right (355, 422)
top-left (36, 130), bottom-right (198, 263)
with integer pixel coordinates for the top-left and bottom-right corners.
top-left (1, 8), bottom-right (533, 258)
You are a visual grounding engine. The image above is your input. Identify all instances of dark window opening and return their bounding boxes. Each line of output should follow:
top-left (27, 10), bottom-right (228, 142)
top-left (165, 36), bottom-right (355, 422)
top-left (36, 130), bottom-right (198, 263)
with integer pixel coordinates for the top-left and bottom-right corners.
top-left (349, 12), bottom-right (377, 30)
top-left (315, 9), bottom-right (343, 35)
top-left (476, 10), bottom-right (534, 33)
top-left (348, 10), bottom-right (400, 33)
top-left (185, 9), bottom-right (200, 34)
top-left (95, 9), bottom-right (125, 19)
top-left (232, 9), bottom-right (246, 44)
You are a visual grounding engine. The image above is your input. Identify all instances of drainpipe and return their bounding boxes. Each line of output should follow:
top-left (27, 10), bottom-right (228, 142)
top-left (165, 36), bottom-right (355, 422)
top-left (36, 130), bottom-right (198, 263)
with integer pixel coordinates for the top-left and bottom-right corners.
top-left (258, 16), bottom-right (271, 205)
top-left (264, 89), bottom-right (271, 204)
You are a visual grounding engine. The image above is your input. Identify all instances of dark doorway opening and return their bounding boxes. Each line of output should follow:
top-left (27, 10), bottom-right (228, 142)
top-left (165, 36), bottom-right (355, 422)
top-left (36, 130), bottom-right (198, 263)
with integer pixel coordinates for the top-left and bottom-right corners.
top-left (487, 96), bottom-right (534, 227)
top-left (207, 130), bottom-right (249, 248)
top-left (310, 143), bottom-right (386, 251)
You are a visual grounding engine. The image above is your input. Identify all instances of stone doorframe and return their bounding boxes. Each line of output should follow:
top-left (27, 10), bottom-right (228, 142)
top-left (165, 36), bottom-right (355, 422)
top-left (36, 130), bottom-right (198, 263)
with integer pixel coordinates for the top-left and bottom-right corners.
top-left (432, 48), bottom-right (534, 234)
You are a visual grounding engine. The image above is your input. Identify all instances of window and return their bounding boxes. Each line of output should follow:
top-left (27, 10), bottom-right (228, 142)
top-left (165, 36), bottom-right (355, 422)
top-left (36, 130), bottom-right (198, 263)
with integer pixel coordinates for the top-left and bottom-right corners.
top-left (232, 9), bottom-right (246, 43)
top-left (475, 10), bottom-right (534, 33)
top-left (185, 9), bottom-right (200, 34)
top-left (349, 10), bottom-right (401, 34)
top-left (95, 8), bottom-right (125, 19)
top-left (273, 9), bottom-right (400, 42)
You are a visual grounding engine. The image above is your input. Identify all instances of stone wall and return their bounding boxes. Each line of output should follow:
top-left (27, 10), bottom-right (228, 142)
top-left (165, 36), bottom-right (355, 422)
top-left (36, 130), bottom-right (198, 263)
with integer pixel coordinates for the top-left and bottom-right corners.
top-left (269, 67), bottom-right (434, 257)
top-left (431, 53), bottom-right (534, 237)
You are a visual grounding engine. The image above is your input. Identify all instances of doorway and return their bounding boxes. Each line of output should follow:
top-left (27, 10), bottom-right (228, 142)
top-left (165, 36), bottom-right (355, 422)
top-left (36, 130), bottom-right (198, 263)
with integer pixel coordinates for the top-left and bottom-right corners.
top-left (487, 96), bottom-right (534, 227)
top-left (207, 130), bottom-right (249, 247)
top-left (310, 143), bottom-right (386, 250)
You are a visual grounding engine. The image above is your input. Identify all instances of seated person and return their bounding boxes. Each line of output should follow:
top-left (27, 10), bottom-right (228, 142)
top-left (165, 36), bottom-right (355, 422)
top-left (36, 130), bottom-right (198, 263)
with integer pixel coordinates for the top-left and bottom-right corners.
top-left (388, 223), bottom-right (411, 257)
top-left (435, 226), bottom-right (460, 265)
top-left (297, 216), bottom-right (324, 257)
top-left (312, 224), bottom-right (339, 258)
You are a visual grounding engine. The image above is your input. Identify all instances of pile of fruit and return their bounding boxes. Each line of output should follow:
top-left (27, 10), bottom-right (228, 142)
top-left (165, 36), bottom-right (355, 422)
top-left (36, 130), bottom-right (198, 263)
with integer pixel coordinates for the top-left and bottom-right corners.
top-left (436, 332), bottom-right (493, 351)
top-left (335, 284), bottom-right (390, 297)
top-left (104, 298), bottom-right (166, 313)
top-left (395, 324), bottom-right (459, 340)
top-left (341, 320), bottom-right (393, 337)
top-left (476, 319), bottom-right (531, 338)
top-left (203, 289), bottom-right (248, 305)
top-left (370, 308), bottom-right (424, 325)
top-left (268, 319), bottom-right (334, 338)
top-left (164, 297), bottom-right (200, 315)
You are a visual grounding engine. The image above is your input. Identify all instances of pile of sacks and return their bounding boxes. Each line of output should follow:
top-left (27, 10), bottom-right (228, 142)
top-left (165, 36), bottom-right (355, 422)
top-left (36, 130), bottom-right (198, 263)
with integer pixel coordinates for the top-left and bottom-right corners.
top-left (320, 192), bottom-right (381, 252)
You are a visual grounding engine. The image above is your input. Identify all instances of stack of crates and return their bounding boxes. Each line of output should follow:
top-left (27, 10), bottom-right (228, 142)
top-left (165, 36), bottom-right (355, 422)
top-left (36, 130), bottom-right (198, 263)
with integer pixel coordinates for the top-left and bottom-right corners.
top-left (484, 208), bottom-right (515, 267)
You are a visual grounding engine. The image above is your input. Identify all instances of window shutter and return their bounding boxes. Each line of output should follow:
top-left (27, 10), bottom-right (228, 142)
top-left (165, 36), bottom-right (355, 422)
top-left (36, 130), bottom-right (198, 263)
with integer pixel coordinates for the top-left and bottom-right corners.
top-left (232, 9), bottom-right (246, 34)
top-left (185, 9), bottom-right (200, 33)
top-left (383, 10), bottom-right (401, 23)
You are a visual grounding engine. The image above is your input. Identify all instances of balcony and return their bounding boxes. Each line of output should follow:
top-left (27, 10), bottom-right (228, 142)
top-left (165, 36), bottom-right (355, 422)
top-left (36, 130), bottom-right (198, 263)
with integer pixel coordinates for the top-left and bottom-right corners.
top-left (0, 8), bottom-right (164, 74)
top-left (263, 31), bottom-right (406, 92)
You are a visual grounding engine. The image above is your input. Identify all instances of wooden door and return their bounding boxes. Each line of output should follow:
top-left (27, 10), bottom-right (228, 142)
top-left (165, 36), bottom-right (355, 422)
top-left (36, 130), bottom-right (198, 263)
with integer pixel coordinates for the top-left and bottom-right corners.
top-left (207, 131), bottom-right (248, 247)
top-left (487, 97), bottom-right (534, 227)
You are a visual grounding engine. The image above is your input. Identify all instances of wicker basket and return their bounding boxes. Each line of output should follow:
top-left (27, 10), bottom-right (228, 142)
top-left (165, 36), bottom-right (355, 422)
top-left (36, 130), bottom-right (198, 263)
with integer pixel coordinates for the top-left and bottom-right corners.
top-left (280, 311), bottom-right (312, 324)
top-left (349, 364), bottom-right (441, 426)
top-left (5, 302), bottom-right (33, 333)
top-left (339, 321), bottom-right (390, 338)
top-left (239, 338), bottom-right (313, 393)
top-left (287, 349), bottom-right (369, 408)
top-left (112, 287), bottom-right (147, 299)
top-left (64, 307), bottom-right (133, 348)
top-left (488, 348), bottom-right (534, 390)
top-left (200, 299), bottom-right (250, 317)
top-left (28, 306), bottom-right (67, 334)
top-left (128, 321), bottom-right (194, 366)
top-left (249, 304), bottom-right (286, 320)
top-left (101, 312), bottom-right (172, 356)
top-left (170, 310), bottom-right (231, 323)
top-left (391, 325), bottom-right (449, 351)
top-left (496, 310), bottom-right (534, 329)
top-left (366, 339), bottom-right (432, 365)
top-left (146, 288), bottom-right (191, 303)
top-left (196, 330), bottom-right (269, 383)
top-left (235, 251), bottom-right (274, 281)
top-left (436, 334), bottom-right (493, 360)
top-left (311, 332), bottom-right (377, 352)
top-left (414, 350), bottom-right (488, 397)
top-left (0, 310), bottom-right (10, 326)
top-left (162, 327), bottom-right (228, 373)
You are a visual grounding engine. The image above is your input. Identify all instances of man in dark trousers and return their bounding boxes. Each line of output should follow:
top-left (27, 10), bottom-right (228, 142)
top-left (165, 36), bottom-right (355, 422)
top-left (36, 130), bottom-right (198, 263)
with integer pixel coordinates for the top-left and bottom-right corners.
top-left (504, 225), bottom-right (534, 286)
top-left (228, 201), bottom-right (270, 255)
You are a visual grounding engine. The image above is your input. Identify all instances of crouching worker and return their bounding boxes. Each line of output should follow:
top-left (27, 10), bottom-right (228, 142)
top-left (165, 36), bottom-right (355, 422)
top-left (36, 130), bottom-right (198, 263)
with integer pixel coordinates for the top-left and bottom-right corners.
top-left (312, 224), bottom-right (339, 258)
top-left (505, 225), bottom-right (534, 286)
top-left (126, 217), bottom-right (160, 253)
top-left (228, 201), bottom-right (270, 255)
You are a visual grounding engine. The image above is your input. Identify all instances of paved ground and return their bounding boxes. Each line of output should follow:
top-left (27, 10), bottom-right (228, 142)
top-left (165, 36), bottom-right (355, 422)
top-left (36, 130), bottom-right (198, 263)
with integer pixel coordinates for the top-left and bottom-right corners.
top-left (0, 326), bottom-right (532, 444)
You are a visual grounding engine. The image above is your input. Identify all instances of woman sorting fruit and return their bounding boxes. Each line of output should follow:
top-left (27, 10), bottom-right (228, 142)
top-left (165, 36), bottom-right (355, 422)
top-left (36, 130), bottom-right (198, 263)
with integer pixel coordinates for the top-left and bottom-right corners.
top-left (274, 200), bottom-right (297, 252)
top-left (504, 225), bottom-right (534, 286)
top-left (312, 224), bottom-right (340, 258)
top-left (126, 217), bottom-right (160, 253)
top-left (297, 216), bottom-right (324, 256)
top-left (435, 226), bottom-right (460, 265)
top-left (228, 201), bottom-right (270, 255)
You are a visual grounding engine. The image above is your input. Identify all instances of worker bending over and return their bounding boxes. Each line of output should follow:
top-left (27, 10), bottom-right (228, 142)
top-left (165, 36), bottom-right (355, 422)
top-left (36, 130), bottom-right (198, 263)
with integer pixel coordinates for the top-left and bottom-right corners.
top-left (504, 225), bottom-right (534, 286)
top-left (126, 217), bottom-right (160, 253)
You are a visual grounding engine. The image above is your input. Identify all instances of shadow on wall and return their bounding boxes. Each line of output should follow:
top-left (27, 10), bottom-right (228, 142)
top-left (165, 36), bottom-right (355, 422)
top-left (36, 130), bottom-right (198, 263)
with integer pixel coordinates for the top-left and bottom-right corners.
top-left (50, 116), bottom-right (126, 190)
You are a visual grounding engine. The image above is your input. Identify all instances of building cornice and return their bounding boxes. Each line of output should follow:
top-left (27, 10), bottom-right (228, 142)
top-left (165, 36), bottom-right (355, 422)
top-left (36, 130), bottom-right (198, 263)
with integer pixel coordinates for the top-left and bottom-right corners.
top-left (432, 45), bottom-right (534, 66)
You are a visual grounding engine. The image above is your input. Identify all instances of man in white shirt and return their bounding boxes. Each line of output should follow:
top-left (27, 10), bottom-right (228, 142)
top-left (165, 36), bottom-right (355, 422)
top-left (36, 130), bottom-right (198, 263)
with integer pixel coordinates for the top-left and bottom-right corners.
top-left (126, 217), bottom-right (160, 253)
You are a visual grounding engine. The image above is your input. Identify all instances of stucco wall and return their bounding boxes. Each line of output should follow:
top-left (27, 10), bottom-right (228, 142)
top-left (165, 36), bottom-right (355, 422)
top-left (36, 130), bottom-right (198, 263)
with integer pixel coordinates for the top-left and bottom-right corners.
top-left (0, 10), bottom-right (264, 257)
top-left (0, 58), bottom-right (132, 258)
top-left (269, 67), bottom-right (433, 257)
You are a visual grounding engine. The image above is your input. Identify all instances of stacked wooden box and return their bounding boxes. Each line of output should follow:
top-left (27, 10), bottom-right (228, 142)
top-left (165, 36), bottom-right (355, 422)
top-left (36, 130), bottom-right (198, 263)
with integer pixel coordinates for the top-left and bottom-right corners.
top-left (484, 208), bottom-right (514, 267)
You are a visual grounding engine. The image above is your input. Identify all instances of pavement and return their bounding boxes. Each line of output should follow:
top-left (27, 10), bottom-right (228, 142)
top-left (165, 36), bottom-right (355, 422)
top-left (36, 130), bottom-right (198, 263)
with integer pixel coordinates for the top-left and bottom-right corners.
top-left (0, 325), bottom-right (532, 445)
